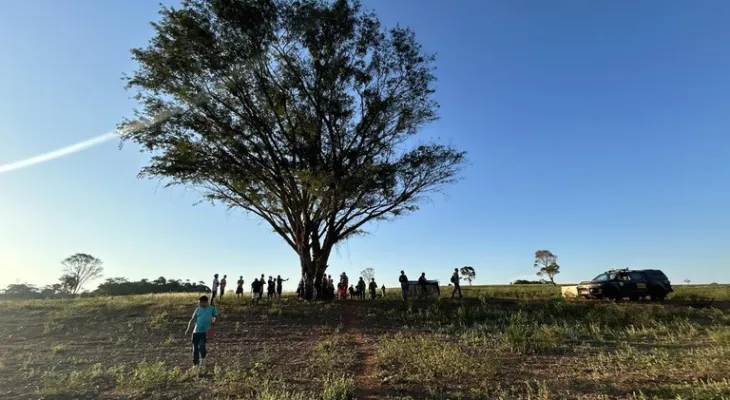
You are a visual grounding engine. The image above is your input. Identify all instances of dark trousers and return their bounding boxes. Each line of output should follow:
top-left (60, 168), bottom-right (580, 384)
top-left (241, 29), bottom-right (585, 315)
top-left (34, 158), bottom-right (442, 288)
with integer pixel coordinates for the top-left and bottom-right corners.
top-left (452, 285), bottom-right (462, 299)
top-left (219, 287), bottom-right (225, 298)
top-left (210, 290), bottom-right (217, 305)
top-left (192, 332), bottom-right (207, 364)
top-left (401, 284), bottom-right (409, 300)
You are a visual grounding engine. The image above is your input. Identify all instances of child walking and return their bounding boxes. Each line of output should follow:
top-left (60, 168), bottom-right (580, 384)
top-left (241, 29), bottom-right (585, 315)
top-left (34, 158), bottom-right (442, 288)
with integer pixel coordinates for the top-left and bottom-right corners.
top-left (185, 295), bottom-right (219, 368)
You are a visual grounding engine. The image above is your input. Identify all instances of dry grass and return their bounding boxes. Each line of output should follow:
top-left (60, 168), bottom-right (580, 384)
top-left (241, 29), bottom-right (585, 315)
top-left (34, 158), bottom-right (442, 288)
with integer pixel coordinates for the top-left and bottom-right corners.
top-left (0, 285), bottom-right (729, 399)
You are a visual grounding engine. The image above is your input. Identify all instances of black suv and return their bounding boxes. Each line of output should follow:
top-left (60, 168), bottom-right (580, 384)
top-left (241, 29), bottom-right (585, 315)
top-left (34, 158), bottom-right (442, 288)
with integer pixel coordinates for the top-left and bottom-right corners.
top-left (576, 269), bottom-right (673, 301)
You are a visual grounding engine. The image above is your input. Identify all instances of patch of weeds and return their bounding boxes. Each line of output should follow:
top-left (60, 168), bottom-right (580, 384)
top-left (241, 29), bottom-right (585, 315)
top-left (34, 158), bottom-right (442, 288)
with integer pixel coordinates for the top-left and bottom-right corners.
top-left (321, 374), bottom-right (355, 400)
top-left (215, 368), bottom-right (307, 399)
top-left (117, 361), bottom-right (186, 392)
top-left (147, 309), bottom-right (169, 331)
top-left (313, 336), bottom-right (356, 374)
top-left (377, 332), bottom-right (493, 387)
top-left (38, 363), bottom-right (109, 396)
top-left (43, 320), bottom-right (62, 335)
top-left (164, 334), bottom-right (175, 345)
top-left (51, 343), bottom-right (68, 354)
top-left (499, 311), bottom-right (564, 354)
top-left (633, 378), bottom-right (730, 400)
top-left (249, 347), bottom-right (277, 377)
top-left (709, 327), bottom-right (730, 346)
top-left (269, 302), bottom-right (284, 316)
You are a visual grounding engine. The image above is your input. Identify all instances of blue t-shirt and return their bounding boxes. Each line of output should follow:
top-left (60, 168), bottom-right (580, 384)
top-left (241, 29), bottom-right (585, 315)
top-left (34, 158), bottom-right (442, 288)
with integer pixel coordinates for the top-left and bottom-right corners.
top-left (193, 306), bottom-right (218, 333)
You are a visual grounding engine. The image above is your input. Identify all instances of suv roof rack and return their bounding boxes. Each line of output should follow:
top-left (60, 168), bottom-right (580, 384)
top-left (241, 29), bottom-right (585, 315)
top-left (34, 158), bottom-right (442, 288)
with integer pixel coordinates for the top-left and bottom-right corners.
top-left (607, 268), bottom-right (629, 274)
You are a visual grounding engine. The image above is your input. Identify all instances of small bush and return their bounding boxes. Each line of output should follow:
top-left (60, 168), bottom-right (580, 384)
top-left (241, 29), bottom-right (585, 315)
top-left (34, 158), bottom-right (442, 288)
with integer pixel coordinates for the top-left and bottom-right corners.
top-left (321, 374), bottom-right (355, 400)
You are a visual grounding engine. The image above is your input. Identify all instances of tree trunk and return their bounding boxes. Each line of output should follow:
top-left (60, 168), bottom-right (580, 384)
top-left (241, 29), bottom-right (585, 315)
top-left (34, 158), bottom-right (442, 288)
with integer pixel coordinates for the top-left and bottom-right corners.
top-left (299, 253), bottom-right (331, 301)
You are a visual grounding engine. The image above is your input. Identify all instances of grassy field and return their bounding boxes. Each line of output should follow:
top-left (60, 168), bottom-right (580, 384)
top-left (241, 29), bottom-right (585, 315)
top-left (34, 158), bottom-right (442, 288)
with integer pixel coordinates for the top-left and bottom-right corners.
top-left (1, 284), bottom-right (730, 399)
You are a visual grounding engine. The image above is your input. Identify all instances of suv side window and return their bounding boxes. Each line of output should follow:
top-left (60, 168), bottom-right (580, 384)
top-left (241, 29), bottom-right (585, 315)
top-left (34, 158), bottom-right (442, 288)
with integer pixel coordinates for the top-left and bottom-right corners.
top-left (629, 272), bottom-right (646, 282)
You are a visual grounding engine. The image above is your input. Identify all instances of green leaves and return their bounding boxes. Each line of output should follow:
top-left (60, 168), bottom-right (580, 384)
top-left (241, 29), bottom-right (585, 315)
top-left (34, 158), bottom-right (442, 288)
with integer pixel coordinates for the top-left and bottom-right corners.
top-left (122, 0), bottom-right (466, 270)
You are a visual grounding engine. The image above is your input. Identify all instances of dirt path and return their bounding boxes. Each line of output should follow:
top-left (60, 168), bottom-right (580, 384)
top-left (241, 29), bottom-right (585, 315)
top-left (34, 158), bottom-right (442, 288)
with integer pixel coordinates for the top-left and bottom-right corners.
top-left (341, 303), bottom-right (383, 400)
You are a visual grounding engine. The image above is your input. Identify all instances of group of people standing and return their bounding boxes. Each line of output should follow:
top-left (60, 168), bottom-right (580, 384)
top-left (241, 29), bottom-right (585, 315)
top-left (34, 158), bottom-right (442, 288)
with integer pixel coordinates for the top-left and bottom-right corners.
top-left (397, 268), bottom-right (464, 300)
top-left (209, 273), bottom-right (289, 305)
top-left (208, 267), bottom-right (465, 305)
top-left (296, 272), bottom-right (385, 301)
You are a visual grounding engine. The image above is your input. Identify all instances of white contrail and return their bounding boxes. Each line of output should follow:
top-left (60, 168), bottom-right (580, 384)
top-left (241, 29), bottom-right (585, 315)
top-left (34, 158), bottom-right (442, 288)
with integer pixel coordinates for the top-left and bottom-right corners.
top-left (0, 105), bottom-right (184, 175)
top-left (0, 132), bottom-right (120, 174)
top-left (0, 76), bottom-right (231, 175)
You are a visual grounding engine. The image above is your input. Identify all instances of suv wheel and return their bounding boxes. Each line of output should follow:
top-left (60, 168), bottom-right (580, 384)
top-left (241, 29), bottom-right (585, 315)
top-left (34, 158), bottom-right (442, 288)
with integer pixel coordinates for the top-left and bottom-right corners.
top-left (650, 291), bottom-right (666, 302)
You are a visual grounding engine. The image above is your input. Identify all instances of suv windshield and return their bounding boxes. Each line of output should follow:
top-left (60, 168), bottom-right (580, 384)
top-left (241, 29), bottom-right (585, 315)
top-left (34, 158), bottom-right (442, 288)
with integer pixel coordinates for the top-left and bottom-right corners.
top-left (592, 273), bottom-right (615, 282)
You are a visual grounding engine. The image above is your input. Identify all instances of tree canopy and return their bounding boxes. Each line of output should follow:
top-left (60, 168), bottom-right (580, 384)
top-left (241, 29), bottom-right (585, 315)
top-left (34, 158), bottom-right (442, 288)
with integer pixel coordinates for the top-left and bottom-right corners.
top-left (460, 266), bottom-right (476, 285)
top-left (121, 0), bottom-right (465, 296)
top-left (61, 253), bottom-right (104, 295)
top-left (533, 249), bottom-right (560, 284)
top-left (360, 267), bottom-right (375, 282)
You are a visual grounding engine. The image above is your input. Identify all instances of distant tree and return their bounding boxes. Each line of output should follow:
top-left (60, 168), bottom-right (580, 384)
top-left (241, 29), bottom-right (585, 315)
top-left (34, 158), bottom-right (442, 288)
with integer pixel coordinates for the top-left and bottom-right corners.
top-left (95, 276), bottom-right (209, 296)
top-left (1, 283), bottom-right (41, 300)
top-left (120, 0), bottom-right (466, 300)
top-left (683, 278), bottom-right (691, 285)
top-left (512, 279), bottom-right (551, 285)
top-left (60, 253), bottom-right (104, 295)
top-left (533, 250), bottom-right (560, 284)
top-left (40, 283), bottom-right (66, 297)
top-left (59, 274), bottom-right (78, 294)
top-left (459, 266), bottom-right (476, 285)
top-left (361, 268), bottom-right (375, 282)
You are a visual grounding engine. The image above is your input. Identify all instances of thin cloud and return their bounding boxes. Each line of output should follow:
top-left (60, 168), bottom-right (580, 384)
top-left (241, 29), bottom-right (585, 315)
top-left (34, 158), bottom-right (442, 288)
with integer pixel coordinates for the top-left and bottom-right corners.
top-left (0, 132), bottom-right (119, 174)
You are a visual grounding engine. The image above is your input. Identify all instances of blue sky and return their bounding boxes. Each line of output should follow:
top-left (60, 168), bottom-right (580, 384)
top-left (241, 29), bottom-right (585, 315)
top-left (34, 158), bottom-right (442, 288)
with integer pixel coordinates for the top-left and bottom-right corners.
top-left (1, 0), bottom-right (729, 291)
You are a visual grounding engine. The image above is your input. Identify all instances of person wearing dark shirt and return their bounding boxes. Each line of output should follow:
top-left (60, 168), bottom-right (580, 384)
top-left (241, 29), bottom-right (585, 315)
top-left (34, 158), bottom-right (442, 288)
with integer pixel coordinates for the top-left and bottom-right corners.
top-left (251, 279), bottom-right (262, 305)
top-left (267, 277), bottom-right (276, 299)
top-left (369, 278), bottom-right (378, 300)
top-left (398, 271), bottom-right (409, 300)
top-left (276, 275), bottom-right (289, 299)
top-left (356, 277), bottom-right (366, 300)
top-left (381, 284), bottom-right (386, 298)
top-left (418, 272), bottom-right (428, 299)
top-left (219, 275), bottom-right (228, 299)
top-left (236, 276), bottom-right (244, 298)
top-left (450, 268), bottom-right (462, 299)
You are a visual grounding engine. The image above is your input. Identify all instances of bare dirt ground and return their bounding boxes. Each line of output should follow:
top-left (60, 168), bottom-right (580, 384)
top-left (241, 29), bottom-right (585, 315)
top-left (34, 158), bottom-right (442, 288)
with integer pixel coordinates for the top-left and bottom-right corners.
top-left (1, 294), bottom-right (730, 399)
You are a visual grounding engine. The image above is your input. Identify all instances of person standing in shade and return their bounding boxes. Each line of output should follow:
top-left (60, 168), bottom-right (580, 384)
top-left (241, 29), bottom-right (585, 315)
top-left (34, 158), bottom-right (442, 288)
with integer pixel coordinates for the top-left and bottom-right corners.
top-left (276, 275), bottom-right (289, 299)
top-left (251, 278), bottom-right (262, 305)
top-left (450, 268), bottom-right (463, 299)
top-left (235, 276), bottom-right (244, 299)
top-left (211, 274), bottom-right (220, 305)
top-left (219, 275), bottom-right (227, 299)
top-left (381, 284), bottom-right (386, 298)
top-left (418, 272), bottom-right (428, 299)
top-left (398, 271), bottom-right (409, 300)
top-left (369, 278), bottom-right (378, 300)
top-left (267, 276), bottom-right (276, 299)
top-left (357, 277), bottom-right (366, 300)
top-left (185, 295), bottom-right (218, 368)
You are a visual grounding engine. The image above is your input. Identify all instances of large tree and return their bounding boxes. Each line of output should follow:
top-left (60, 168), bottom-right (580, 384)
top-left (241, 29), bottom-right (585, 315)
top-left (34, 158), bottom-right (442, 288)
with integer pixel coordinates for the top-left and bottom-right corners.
top-left (121, 0), bottom-right (465, 297)
top-left (60, 253), bottom-right (104, 295)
